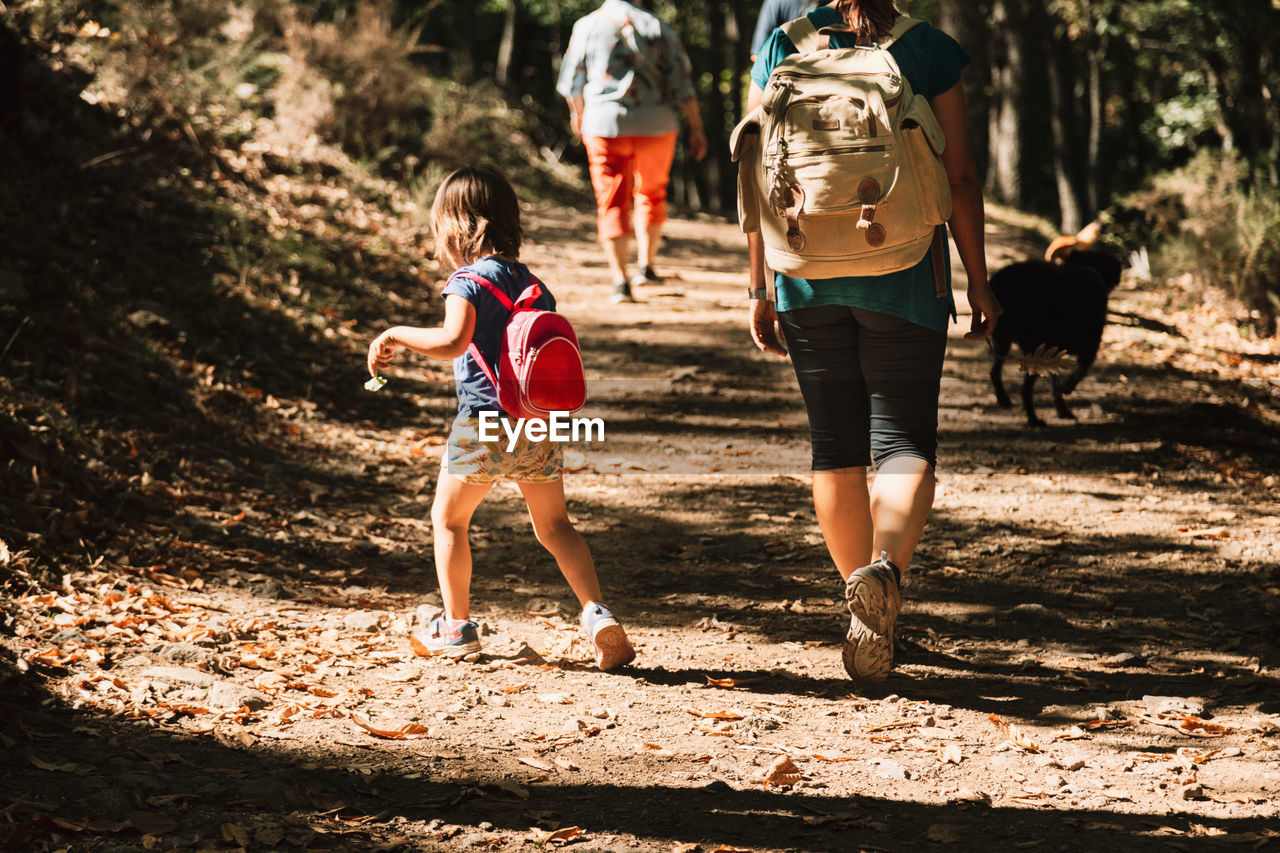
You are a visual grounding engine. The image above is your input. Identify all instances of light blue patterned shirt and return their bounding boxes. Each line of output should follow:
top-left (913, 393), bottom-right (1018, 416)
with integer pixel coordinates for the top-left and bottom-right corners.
top-left (556, 0), bottom-right (696, 138)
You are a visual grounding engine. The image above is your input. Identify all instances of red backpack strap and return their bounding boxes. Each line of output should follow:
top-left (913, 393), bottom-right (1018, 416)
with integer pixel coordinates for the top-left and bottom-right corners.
top-left (466, 340), bottom-right (500, 392)
top-left (451, 272), bottom-right (507, 392)
top-left (451, 271), bottom-right (515, 312)
top-left (452, 270), bottom-right (544, 394)
top-left (513, 274), bottom-right (544, 310)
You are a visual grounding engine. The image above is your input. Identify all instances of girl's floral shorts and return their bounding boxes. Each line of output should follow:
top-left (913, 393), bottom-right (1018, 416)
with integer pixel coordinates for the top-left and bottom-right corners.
top-left (444, 415), bottom-right (563, 485)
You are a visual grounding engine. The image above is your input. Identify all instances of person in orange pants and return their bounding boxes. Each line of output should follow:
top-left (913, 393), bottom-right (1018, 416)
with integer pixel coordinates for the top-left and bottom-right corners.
top-left (558, 0), bottom-right (707, 302)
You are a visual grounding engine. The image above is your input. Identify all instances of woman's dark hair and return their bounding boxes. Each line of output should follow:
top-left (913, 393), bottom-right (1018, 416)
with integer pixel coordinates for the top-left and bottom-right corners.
top-left (430, 167), bottom-right (523, 267)
top-left (835, 0), bottom-right (901, 44)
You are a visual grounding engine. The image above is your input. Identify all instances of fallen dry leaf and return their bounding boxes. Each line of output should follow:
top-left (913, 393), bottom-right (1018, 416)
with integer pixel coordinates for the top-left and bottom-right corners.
top-left (758, 755), bottom-right (802, 787)
top-left (864, 720), bottom-right (919, 733)
top-left (1054, 726), bottom-right (1089, 741)
top-left (221, 823), bottom-right (252, 846)
top-left (1177, 715), bottom-right (1233, 737)
top-left (947, 788), bottom-right (992, 806)
top-left (1082, 718), bottom-right (1132, 730)
top-left (1177, 527), bottom-right (1230, 539)
top-left (927, 824), bottom-right (963, 844)
top-left (988, 714), bottom-right (1041, 752)
top-left (518, 756), bottom-right (554, 772)
top-left (349, 714), bottom-right (430, 740)
top-left (702, 674), bottom-right (764, 689)
top-left (684, 706), bottom-right (746, 721)
top-left (530, 825), bottom-right (583, 846)
top-left (26, 753), bottom-right (82, 773)
top-left (491, 780), bottom-right (530, 800)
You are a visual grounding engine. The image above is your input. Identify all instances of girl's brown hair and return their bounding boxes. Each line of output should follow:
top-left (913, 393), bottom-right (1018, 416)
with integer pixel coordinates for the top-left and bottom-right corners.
top-left (835, 0), bottom-right (901, 44)
top-left (430, 167), bottom-right (523, 267)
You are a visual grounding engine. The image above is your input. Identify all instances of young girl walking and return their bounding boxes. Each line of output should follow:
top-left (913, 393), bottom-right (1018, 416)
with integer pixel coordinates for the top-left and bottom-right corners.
top-left (366, 166), bottom-right (636, 672)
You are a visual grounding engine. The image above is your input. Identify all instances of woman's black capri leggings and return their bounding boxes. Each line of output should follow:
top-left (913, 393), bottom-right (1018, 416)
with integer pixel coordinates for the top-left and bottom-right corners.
top-left (778, 304), bottom-right (947, 470)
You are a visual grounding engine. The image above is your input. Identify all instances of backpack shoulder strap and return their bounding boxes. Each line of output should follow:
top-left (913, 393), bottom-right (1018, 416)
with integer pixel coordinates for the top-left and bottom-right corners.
top-left (512, 274), bottom-right (544, 310)
top-left (878, 15), bottom-right (923, 49)
top-left (451, 271), bottom-right (515, 312)
top-left (452, 272), bottom-right (507, 393)
top-left (780, 15), bottom-right (824, 55)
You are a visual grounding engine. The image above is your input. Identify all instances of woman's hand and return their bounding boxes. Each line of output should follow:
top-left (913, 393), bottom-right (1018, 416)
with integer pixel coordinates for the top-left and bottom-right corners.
top-left (964, 281), bottom-right (1002, 341)
top-left (368, 330), bottom-right (400, 376)
top-left (750, 297), bottom-right (787, 356)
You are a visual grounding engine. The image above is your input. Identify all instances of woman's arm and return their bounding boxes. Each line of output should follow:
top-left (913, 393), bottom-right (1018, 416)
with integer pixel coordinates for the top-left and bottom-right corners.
top-left (566, 94), bottom-right (585, 139)
top-left (679, 97), bottom-right (708, 162)
top-left (367, 294), bottom-right (477, 376)
top-left (745, 82), bottom-right (787, 357)
top-left (931, 81), bottom-right (1001, 340)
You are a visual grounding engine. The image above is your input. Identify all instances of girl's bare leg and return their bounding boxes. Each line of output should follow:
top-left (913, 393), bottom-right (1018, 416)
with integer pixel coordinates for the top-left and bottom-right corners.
top-left (429, 468), bottom-right (493, 621)
top-left (517, 478), bottom-right (603, 606)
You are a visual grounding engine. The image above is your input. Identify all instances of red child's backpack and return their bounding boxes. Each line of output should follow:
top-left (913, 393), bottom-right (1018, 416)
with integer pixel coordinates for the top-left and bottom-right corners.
top-left (456, 272), bottom-right (586, 420)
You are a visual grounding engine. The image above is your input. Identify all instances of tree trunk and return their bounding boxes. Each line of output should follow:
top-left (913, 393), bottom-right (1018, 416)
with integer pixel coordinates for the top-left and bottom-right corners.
top-left (935, 0), bottom-right (990, 182)
top-left (705, 0), bottom-right (727, 212)
top-left (729, 0), bottom-right (747, 128)
top-left (1085, 34), bottom-right (1106, 215)
top-left (1263, 37), bottom-right (1280, 186)
top-left (986, 0), bottom-right (1026, 206)
top-left (495, 0), bottom-right (518, 89)
top-left (1047, 34), bottom-right (1082, 233)
top-left (1203, 63), bottom-right (1236, 154)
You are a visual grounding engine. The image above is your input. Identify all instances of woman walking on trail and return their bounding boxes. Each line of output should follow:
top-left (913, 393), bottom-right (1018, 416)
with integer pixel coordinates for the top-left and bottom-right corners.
top-left (557, 0), bottom-right (708, 304)
top-left (743, 0), bottom-right (1000, 683)
top-left (366, 166), bottom-right (636, 672)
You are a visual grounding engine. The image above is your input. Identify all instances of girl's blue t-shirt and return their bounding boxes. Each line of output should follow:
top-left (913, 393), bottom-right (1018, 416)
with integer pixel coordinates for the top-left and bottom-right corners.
top-left (750, 10), bottom-right (971, 331)
top-left (441, 256), bottom-right (555, 418)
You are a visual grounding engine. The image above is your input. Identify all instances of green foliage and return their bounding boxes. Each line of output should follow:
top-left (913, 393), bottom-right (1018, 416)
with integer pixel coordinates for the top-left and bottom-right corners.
top-left (275, 1), bottom-right (432, 164)
top-left (1116, 151), bottom-right (1280, 334)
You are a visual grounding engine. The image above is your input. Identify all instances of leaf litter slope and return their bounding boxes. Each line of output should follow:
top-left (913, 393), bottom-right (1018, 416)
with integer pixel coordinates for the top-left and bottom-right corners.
top-left (3, 206), bottom-right (1280, 852)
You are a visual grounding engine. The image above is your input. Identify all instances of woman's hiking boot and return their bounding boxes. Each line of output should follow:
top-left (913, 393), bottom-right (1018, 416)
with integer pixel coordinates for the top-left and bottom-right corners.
top-left (842, 553), bottom-right (901, 683)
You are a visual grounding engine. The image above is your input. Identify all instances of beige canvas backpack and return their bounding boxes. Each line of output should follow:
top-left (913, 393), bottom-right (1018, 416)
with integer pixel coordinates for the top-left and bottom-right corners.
top-left (731, 15), bottom-right (952, 285)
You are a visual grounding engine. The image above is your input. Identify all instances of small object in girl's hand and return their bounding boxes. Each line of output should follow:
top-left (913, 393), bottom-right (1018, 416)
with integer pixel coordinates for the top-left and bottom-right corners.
top-left (364, 374), bottom-right (387, 392)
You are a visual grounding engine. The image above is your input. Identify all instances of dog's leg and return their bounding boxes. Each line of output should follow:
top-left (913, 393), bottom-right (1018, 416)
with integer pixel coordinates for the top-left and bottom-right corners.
top-left (1050, 375), bottom-right (1076, 420)
top-left (1021, 373), bottom-right (1044, 426)
top-left (991, 338), bottom-right (1013, 408)
top-left (1058, 352), bottom-right (1094, 396)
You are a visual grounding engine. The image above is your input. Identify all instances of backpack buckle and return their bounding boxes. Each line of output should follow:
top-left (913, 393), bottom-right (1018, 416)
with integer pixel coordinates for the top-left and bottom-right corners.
top-left (856, 177), bottom-right (880, 232)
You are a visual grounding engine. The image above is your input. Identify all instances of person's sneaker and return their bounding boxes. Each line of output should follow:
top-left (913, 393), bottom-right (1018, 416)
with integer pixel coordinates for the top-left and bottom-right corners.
top-left (411, 616), bottom-right (481, 661)
top-left (842, 553), bottom-right (901, 683)
top-left (630, 265), bottom-right (663, 287)
top-left (580, 602), bottom-right (635, 671)
top-left (611, 279), bottom-right (635, 303)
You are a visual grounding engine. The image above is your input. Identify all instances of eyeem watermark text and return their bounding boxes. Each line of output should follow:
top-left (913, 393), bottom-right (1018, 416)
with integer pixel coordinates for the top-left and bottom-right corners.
top-left (478, 411), bottom-right (605, 452)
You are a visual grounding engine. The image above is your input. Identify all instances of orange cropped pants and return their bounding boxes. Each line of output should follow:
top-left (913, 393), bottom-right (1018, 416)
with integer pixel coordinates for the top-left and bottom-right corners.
top-left (583, 131), bottom-right (678, 242)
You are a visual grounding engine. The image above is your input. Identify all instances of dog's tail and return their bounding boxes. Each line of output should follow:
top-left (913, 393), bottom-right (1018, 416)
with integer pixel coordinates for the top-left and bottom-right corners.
top-left (1045, 221), bottom-right (1102, 264)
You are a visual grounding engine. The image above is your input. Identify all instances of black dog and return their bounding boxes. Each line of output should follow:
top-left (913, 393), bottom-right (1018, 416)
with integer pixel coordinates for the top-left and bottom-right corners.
top-left (988, 249), bottom-right (1123, 426)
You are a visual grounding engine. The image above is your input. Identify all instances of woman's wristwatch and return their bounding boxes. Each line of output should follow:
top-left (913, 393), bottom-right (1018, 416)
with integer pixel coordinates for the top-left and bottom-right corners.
top-left (747, 287), bottom-right (767, 300)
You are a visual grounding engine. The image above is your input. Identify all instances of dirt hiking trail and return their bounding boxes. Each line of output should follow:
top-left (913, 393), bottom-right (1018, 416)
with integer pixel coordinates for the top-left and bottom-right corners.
top-left (3, 207), bottom-right (1279, 852)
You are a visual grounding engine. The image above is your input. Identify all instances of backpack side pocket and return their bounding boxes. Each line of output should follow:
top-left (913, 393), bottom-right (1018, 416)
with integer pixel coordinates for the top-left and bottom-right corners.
top-left (730, 106), bottom-right (764, 234)
top-left (900, 94), bottom-right (953, 225)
